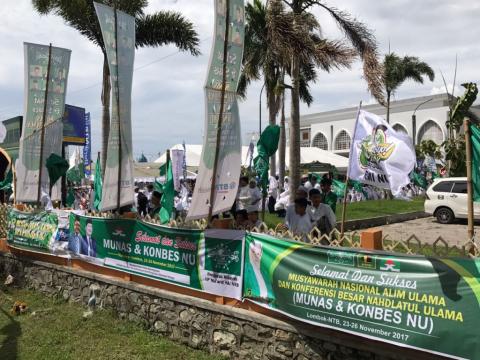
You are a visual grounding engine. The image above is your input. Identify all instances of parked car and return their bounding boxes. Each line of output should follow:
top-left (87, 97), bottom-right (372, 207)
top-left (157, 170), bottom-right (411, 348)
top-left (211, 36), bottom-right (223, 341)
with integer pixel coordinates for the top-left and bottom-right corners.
top-left (424, 177), bottom-right (479, 224)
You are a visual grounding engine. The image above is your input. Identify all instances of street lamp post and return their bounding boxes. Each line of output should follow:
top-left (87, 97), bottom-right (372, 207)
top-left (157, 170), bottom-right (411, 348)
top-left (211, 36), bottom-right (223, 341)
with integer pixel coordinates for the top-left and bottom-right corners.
top-left (259, 83), bottom-right (265, 136)
top-left (412, 98), bottom-right (433, 146)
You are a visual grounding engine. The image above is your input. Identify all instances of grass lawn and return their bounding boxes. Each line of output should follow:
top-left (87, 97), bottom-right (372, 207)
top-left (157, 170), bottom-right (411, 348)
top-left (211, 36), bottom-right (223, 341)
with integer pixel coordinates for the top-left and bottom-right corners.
top-left (0, 288), bottom-right (223, 360)
top-left (263, 197), bottom-right (425, 229)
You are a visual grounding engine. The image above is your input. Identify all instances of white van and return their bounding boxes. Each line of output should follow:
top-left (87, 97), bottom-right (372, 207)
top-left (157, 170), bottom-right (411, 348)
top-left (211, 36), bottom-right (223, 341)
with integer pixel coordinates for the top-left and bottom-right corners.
top-left (424, 177), bottom-right (480, 224)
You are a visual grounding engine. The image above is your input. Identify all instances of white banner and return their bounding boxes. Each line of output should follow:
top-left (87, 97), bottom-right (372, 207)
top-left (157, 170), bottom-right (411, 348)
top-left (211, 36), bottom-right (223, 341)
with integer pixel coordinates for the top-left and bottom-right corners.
top-left (94, 3), bottom-right (135, 211)
top-left (348, 110), bottom-right (415, 196)
top-left (186, 0), bottom-right (244, 220)
top-left (171, 149), bottom-right (184, 192)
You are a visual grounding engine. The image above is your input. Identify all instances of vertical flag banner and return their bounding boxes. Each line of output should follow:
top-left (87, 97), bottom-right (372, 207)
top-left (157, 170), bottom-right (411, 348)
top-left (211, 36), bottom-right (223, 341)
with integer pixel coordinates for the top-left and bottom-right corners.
top-left (187, 0), bottom-right (245, 220)
top-left (348, 110), bottom-right (415, 196)
top-left (470, 124), bottom-right (480, 202)
top-left (171, 149), bottom-right (184, 191)
top-left (83, 112), bottom-right (91, 176)
top-left (16, 42), bottom-right (71, 202)
top-left (94, 2), bottom-right (135, 211)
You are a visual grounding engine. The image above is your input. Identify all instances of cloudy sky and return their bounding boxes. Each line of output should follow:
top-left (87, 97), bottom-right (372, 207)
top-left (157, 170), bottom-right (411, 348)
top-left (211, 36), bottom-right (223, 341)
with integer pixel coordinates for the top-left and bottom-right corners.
top-left (0, 0), bottom-right (478, 161)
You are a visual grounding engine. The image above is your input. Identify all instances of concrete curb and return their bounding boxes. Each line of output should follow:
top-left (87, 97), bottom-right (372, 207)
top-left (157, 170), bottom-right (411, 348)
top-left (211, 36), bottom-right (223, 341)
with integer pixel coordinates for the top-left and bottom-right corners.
top-left (339, 211), bottom-right (429, 231)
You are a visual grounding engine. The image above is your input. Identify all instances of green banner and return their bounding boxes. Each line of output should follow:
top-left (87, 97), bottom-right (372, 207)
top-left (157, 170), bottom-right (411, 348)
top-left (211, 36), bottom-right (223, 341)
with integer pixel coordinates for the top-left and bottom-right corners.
top-left (471, 124), bottom-right (480, 202)
top-left (244, 233), bottom-right (480, 359)
top-left (68, 215), bottom-right (244, 299)
top-left (94, 2), bottom-right (135, 210)
top-left (7, 209), bottom-right (58, 251)
top-left (16, 42), bottom-right (71, 202)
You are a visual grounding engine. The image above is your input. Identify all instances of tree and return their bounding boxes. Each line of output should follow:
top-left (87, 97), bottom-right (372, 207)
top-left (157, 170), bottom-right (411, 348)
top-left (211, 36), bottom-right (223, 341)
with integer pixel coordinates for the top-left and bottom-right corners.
top-left (267, 0), bottom-right (384, 200)
top-left (383, 53), bottom-right (434, 123)
top-left (32, 0), bottom-right (200, 174)
top-left (240, 0), bottom-right (320, 181)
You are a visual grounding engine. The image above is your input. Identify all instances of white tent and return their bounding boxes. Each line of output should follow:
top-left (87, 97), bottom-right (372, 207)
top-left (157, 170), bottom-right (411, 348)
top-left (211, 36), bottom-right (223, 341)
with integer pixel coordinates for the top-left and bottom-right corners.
top-left (154, 144), bottom-right (348, 173)
top-left (279, 146), bottom-right (348, 172)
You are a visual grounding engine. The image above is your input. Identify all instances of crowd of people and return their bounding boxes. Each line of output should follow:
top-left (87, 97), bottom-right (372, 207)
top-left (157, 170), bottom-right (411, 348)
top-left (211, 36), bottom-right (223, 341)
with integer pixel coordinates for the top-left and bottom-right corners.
top-left (36, 170), bottom-right (427, 243)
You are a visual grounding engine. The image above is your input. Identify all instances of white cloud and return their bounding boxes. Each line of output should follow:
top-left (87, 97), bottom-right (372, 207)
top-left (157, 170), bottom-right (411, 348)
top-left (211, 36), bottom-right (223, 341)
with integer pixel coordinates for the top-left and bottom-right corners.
top-left (0, 0), bottom-right (479, 160)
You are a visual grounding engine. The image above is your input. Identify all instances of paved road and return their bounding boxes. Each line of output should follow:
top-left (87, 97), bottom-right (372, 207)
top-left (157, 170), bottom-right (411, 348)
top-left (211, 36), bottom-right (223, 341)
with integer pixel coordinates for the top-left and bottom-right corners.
top-left (372, 217), bottom-right (478, 245)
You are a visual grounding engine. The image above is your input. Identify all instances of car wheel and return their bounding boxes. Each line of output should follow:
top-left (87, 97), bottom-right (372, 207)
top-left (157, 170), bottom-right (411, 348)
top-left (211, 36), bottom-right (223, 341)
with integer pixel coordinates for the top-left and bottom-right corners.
top-left (436, 208), bottom-right (454, 224)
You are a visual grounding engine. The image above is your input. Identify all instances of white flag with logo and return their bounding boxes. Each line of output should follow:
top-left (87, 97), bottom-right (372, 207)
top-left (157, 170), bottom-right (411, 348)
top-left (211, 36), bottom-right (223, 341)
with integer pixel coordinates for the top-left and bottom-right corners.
top-left (348, 110), bottom-right (415, 196)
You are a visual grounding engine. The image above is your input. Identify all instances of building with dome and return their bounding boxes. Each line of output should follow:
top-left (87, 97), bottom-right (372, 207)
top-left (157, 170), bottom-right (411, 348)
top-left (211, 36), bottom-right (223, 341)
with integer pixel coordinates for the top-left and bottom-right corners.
top-left (296, 93), bottom-right (480, 157)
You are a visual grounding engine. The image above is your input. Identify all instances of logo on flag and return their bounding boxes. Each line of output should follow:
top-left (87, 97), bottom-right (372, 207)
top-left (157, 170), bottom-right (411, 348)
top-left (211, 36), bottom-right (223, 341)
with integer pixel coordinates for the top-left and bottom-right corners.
top-left (357, 254), bottom-right (376, 269)
top-left (348, 110), bottom-right (416, 196)
top-left (379, 259), bottom-right (400, 272)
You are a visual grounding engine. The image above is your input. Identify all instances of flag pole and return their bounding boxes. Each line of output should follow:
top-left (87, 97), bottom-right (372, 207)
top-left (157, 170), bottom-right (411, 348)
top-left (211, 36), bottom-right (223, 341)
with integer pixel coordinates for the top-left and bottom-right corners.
top-left (207, 0), bottom-right (230, 226)
top-left (340, 101), bottom-right (362, 237)
top-left (464, 118), bottom-right (474, 240)
top-left (37, 43), bottom-right (53, 205)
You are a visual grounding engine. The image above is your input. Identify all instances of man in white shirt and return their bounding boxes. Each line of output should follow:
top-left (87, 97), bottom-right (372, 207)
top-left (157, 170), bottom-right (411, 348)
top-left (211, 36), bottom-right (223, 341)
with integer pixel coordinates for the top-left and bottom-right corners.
top-left (284, 198), bottom-right (312, 241)
top-left (309, 189), bottom-right (336, 235)
top-left (248, 179), bottom-right (262, 210)
top-left (236, 176), bottom-right (251, 211)
top-left (268, 175), bottom-right (279, 213)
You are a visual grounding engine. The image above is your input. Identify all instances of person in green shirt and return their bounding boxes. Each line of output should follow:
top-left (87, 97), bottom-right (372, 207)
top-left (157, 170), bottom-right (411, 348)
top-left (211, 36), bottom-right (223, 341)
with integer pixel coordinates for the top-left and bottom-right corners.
top-left (320, 177), bottom-right (337, 213)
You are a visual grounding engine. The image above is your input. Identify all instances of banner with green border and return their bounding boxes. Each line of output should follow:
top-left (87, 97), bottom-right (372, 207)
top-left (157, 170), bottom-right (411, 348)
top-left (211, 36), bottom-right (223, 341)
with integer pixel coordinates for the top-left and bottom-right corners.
top-left (67, 214), bottom-right (244, 299)
top-left (243, 232), bottom-right (480, 359)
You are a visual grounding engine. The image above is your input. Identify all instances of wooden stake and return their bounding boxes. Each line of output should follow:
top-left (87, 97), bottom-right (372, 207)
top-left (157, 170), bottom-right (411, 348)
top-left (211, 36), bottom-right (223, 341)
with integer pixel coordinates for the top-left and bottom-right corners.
top-left (464, 118), bottom-right (474, 240)
top-left (37, 43), bottom-right (53, 205)
top-left (207, 0), bottom-right (230, 226)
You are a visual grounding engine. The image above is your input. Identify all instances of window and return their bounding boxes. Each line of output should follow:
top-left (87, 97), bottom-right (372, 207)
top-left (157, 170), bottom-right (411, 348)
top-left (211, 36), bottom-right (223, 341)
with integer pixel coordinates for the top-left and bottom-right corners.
top-left (392, 123), bottom-right (408, 135)
top-left (433, 181), bottom-right (454, 193)
top-left (312, 133), bottom-right (328, 150)
top-left (418, 120), bottom-right (444, 145)
top-left (300, 129), bottom-right (310, 147)
top-left (334, 130), bottom-right (351, 151)
top-left (452, 182), bottom-right (467, 194)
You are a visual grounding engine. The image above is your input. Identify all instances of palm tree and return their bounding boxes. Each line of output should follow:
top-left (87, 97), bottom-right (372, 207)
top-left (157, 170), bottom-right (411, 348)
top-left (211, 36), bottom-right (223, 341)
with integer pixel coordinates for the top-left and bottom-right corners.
top-left (32, 0), bottom-right (200, 174)
top-left (239, 0), bottom-right (320, 182)
top-left (267, 0), bottom-right (384, 200)
top-left (383, 53), bottom-right (434, 123)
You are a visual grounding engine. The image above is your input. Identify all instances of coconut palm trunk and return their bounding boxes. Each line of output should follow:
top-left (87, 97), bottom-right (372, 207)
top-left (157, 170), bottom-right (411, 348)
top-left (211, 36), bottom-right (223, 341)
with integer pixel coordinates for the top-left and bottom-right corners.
top-left (101, 55), bottom-right (111, 176)
top-left (289, 56), bottom-right (301, 201)
top-left (278, 89), bottom-right (286, 190)
top-left (267, 88), bottom-right (277, 176)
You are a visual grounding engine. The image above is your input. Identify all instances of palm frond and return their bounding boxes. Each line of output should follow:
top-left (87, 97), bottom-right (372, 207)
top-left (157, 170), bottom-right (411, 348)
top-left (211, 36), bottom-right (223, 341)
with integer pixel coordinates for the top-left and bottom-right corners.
top-left (135, 12), bottom-right (200, 55)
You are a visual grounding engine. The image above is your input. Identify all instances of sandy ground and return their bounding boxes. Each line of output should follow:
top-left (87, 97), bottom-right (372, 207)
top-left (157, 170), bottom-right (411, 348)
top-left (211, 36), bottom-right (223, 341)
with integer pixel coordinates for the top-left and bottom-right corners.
top-left (366, 217), bottom-right (478, 245)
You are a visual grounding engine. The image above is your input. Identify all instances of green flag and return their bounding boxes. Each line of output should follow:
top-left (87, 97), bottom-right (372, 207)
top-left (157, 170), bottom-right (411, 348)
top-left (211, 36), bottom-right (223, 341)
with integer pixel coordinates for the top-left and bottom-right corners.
top-left (66, 188), bottom-right (75, 208)
top-left (471, 124), bottom-right (480, 202)
top-left (0, 168), bottom-right (13, 191)
top-left (349, 179), bottom-right (367, 197)
top-left (159, 163), bottom-right (167, 177)
top-left (254, 125), bottom-right (280, 194)
top-left (159, 159), bottom-right (174, 224)
top-left (332, 179), bottom-right (346, 198)
top-left (46, 153), bottom-right (69, 186)
top-left (411, 171), bottom-right (428, 189)
top-left (93, 154), bottom-right (102, 211)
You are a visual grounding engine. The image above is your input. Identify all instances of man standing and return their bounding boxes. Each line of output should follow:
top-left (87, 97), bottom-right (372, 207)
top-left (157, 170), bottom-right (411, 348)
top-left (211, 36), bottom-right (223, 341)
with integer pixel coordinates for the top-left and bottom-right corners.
top-left (149, 191), bottom-right (162, 218)
top-left (283, 198), bottom-right (312, 241)
top-left (267, 175), bottom-right (279, 213)
top-left (81, 219), bottom-right (96, 257)
top-left (236, 176), bottom-right (251, 212)
top-left (308, 189), bottom-right (336, 235)
top-left (320, 178), bottom-right (338, 213)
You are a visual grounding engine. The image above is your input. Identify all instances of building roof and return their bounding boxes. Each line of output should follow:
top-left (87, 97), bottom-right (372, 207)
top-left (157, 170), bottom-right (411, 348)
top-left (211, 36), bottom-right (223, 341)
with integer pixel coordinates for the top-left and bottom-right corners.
top-left (299, 93), bottom-right (454, 127)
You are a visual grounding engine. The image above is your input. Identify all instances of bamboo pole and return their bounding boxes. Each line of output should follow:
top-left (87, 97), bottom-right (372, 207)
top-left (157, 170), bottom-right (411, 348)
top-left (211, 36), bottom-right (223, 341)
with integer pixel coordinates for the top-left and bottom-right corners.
top-left (207, 0), bottom-right (230, 226)
top-left (464, 118), bottom-right (474, 240)
top-left (37, 44), bottom-right (53, 205)
top-left (340, 101), bottom-right (362, 237)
